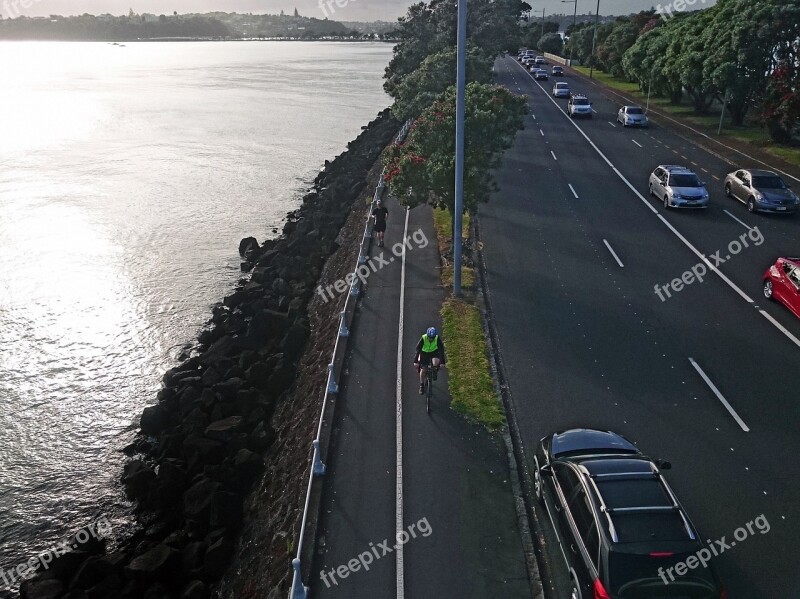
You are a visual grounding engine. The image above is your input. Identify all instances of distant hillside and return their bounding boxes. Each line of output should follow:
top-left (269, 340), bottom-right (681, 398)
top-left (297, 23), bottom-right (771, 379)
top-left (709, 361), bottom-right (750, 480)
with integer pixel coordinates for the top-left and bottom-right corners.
top-left (340, 20), bottom-right (397, 36)
top-left (0, 11), bottom-right (391, 41)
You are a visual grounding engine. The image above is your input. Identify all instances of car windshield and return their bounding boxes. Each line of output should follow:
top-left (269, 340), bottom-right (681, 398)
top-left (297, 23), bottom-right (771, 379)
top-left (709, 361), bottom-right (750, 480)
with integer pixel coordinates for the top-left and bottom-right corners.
top-left (574, 98), bottom-right (589, 105)
top-left (752, 175), bottom-right (787, 189)
top-left (626, 107), bottom-right (643, 115)
top-left (557, 84), bottom-right (568, 88)
top-left (670, 174), bottom-right (702, 187)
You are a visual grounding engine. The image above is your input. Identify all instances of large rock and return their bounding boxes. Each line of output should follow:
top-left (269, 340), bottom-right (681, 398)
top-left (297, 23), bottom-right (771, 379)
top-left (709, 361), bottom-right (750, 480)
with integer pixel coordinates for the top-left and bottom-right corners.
top-left (140, 404), bottom-right (169, 435)
top-left (181, 580), bottom-right (209, 599)
top-left (20, 579), bottom-right (64, 599)
top-left (183, 478), bottom-right (221, 520)
top-left (247, 309), bottom-right (290, 341)
top-left (209, 492), bottom-right (243, 529)
top-left (124, 545), bottom-right (179, 583)
top-left (202, 536), bottom-right (234, 579)
top-left (182, 436), bottom-right (225, 469)
top-left (280, 324), bottom-right (310, 361)
top-left (123, 460), bottom-right (156, 499)
top-left (238, 237), bottom-right (259, 258)
top-left (204, 416), bottom-right (242, 442)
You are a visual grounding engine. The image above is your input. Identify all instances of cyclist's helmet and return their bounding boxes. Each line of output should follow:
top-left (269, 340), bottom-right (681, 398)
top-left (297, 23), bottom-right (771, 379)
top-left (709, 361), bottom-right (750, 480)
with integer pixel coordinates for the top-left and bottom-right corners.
top-left (426, 327), bottom-right (437, 339)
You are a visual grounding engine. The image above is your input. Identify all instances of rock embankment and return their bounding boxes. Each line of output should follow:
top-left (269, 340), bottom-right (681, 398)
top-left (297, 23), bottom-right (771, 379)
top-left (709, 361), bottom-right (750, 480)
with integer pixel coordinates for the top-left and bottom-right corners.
top-left (20, 108), bottom-right (399, 599)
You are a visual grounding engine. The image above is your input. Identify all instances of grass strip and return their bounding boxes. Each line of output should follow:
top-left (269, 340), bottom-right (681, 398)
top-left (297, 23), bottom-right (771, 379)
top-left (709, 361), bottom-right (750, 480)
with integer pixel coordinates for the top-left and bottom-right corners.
top-left (441, 297), bottom-right (504, 430)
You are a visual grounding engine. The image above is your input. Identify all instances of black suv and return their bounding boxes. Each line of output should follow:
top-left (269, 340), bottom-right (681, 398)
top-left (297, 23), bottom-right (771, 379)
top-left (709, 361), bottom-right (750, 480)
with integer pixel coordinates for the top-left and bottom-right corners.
top-left (534, 429), bottom-right (724, 599)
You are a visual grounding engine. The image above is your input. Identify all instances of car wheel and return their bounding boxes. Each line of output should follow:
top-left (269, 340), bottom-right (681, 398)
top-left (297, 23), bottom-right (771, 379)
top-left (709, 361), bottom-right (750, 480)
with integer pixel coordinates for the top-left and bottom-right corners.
top-left (747, 197), bottom-right (756, 213)
top-left (763, 280), bottom-right (773, 299)
top-left (725, 183), bottom-right (732, 198)
top-left (664, 195), bottom-right (670, 209)
top-left (649, 183), bottom-right (654, 197)
top-left (534, 461), bottom-right (544, 504)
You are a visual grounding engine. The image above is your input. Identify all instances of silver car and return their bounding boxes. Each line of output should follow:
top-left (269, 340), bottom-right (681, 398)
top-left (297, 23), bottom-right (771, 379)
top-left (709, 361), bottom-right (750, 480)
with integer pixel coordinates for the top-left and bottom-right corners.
top-left (724, 169), bottom-right (799, 214)
top-left (649, 165), bottom-right (709, 209)
top-left (617, 105), bottom-right (649, 127)
top-left (552, 82), bottom-right (570, 98)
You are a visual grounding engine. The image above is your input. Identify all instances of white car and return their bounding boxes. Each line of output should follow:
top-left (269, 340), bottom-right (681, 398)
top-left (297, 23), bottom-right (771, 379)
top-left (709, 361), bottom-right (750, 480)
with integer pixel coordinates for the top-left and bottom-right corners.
top-left (552, 82), bottom-right (570, 98)
top-left (617, 105), bottom-right (649, 127)
top-left (568, 94), bottom-right (593, 118)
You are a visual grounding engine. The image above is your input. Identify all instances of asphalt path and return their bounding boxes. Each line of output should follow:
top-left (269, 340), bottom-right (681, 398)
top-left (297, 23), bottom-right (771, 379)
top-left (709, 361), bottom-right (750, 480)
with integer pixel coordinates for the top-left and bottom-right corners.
top-left (311, 196), bottom-right (532, 599)
top-left (481, 55), bottom-right (800, 599)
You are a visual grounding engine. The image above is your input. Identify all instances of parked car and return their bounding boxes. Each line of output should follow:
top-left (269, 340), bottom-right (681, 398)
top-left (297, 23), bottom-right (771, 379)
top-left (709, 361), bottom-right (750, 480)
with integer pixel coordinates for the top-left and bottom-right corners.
top-left (568, 94), bottom-right (593, 118)
top-left (552, 65), bottom-right (564, 76)
top-left (535, 429), bottom-right (724, 599)
top-left (534, 69), bottom-right (549, 80)
top-left (552, 82), bottom-right (571, 98)
top-left (617, 105), bottom-right (649, 127)
top-left (649, 165), bottom-right (709, 209)
top-left (763, 257), bottom-right (800, 319)
top-left (724, 169), bottom-right (799, 214)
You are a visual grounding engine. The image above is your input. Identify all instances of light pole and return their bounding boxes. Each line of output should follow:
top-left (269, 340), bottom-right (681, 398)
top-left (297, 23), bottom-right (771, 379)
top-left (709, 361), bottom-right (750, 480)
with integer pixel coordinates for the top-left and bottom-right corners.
top-left (541, 7), bottom-right (546, 38)
top-left (454, 0), bottom-right (466, 297)
top-left (588, 0), bottom-right (600, 79)
top-left (561, 0), bottom-right (578, 65)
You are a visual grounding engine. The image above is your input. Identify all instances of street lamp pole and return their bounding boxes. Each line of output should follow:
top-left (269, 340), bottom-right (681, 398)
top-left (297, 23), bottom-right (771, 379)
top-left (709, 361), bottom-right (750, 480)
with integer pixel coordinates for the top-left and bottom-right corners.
top-left (454, 0), bottom-right (466, 297)
top-left (561, 0), bottom-right (578, 65)
top-left (589, 0), bottom-right (600, 79)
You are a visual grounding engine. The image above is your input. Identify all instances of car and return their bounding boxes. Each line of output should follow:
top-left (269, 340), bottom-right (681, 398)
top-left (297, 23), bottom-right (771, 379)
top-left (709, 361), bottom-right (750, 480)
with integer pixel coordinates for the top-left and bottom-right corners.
top-left (617, 105), bottom-right (649, 127)
top-left (763, 257), bottom-right (800, 319)
top-left (534, 69), bottom-right (549, 80)
top-left (724, 169), bottom-right (799, 214)
top-left (649, 165), bottom-right (710, 209)
top-left (552, 82), bottom-right (570, 98)
top-left (535, 56), bottom-right (546, 65)
top-left (534, 429), bottom-right (724, 599)
top-left (552, 65), bottom-right (564, 76)
top-left (568, 94), bottom-right (593, 118)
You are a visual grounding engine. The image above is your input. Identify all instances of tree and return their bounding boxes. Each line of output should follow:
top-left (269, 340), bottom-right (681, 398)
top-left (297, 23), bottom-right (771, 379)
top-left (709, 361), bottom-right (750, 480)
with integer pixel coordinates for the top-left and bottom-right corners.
top-left (759, 62), bottom-right (800, 143)
top-left (294, 8), bottom-right (299, 17)
top-left (384, 82), bottom-right (528, 215)
top-left (390, 45), bottom-right (495, 120)
top-left (537, 32), bottom-right (563, 55)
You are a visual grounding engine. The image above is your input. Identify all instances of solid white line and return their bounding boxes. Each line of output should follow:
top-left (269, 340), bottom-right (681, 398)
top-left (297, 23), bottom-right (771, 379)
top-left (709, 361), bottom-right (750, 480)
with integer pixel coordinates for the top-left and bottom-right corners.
top-left (395, 207), bottom-right (410, 599)
top-left (758, 310), bottom-right (800, 349)
top-left (723, 209), bottom-right (753, 231)
top-left (514, 60), bottom-right (800, 349)
top-left (568, 184), bottom-right (579, 199)
top-left (540, 129), bottom-right (545, 136)
top-left (632, 139), bottom-right (643, 148)
top-left (608, 121), bottom-right (616, 127)
top-left (551, 150), bottom-right (557, 161)
top-left (603, 239), bottom-right (624, 267)
top-left (532, 113), bottom-right (536, 120)
top-left (689, 358), bottom-right (750, 432)
top-left (592, 108), bottom-right (598, 113)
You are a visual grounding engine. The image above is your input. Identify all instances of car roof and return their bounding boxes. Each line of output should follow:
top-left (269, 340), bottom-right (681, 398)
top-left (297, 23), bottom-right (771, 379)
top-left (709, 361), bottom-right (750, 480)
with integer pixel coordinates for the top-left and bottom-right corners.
top-left (623, 105), bottom-right (643, 109)
top-left (745, 169), bottom-right (779, 177)
top-left (550, 428), bottom-right (639, 458)
top-left (658, 165), bottom-right (695, 175)
top-left (555, 82), bottom-right (569, 86)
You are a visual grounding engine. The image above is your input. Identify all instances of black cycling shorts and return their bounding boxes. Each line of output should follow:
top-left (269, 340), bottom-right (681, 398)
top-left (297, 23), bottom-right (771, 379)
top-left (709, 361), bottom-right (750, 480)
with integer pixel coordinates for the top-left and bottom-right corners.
top-left (417, 352), bottom-right (438, 366)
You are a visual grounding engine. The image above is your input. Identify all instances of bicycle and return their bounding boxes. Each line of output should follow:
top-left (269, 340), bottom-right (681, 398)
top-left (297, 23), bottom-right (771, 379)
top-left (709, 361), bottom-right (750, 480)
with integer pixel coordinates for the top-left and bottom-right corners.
top-left (421, 363), bottom-right (434, 414)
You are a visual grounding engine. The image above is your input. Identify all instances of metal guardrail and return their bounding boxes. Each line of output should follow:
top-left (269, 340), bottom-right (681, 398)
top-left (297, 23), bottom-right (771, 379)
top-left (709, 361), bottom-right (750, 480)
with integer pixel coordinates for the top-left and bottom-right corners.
top-left (288, 119), bottom-right (411, 599)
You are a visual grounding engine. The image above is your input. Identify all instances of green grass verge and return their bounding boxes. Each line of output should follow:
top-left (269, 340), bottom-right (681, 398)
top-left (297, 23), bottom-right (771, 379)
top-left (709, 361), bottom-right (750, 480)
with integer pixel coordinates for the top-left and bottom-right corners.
top-left (572, 66), bottom-right (800, 168)
top-left (441, 297), bottom-right (504, 430)
top-left (433, 208), bottom-right (474, 289)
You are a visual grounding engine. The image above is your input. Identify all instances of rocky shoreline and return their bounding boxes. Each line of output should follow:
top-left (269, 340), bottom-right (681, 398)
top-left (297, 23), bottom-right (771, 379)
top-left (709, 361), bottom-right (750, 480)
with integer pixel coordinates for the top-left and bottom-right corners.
top-left (20, 108), bottom-right (400, 599)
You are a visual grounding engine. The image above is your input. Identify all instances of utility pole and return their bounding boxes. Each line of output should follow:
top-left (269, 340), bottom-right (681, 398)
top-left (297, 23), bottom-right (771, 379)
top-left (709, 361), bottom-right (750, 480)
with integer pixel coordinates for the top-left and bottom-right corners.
top-left (541, 8), bottom-right (545, 38)
top-left (718, 90), bottom-right (729, 135)
top-left (561, 0), bottom-right (578, 64)
top-left (454, 0), bottom-right (466, 297)
top-left (589, 0), bottom-right (600, 79)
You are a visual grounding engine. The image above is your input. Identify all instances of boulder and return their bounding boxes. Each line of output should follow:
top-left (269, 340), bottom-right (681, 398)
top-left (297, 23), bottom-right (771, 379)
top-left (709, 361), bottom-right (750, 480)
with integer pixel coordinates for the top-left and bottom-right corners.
top-left (209, 492), bottom-right (243, 529)
top-left (204, 416), bottom-right (242, 442)
top-left (238, 237), bottom-right (259, 257)
top-left (140, 405), bottom-right (169, 435)
top-left (182, 437), bottom-right (225, 470)
top-left (19, 579), bottom-right (64, 599)
top-left (180, 542), bottom-right (206, 572)
top-left (280, 324), bottom-right (309, 360)
top-left (124, 545), bottom-right (179, 583)
top-left (183, 478), bottom-right (221, 521)
top-left (202, 536), bottom-right (233, 579)
top-left (123, 460), bottom-right (156, 498)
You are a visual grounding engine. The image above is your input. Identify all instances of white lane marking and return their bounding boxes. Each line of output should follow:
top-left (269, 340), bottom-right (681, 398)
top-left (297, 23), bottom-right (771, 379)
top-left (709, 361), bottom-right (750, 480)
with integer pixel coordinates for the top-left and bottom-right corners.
top-left (551, 150), bottom-right (557, 161)
top-left (632, 139), bottom-right (643, 148)
top-left (608, 121), bottom-right (617, 127)
top-left (759, 310), bottom-right (800, 349)
top-left (395, 207), bottom-right (410, 599)
top-left (568, 184), bottom-right (579, 199)
top-left (723, 209), bottom-right (753, 231)
top-left (532, 113), bottom-right (536, 120)
top-left (689, 358), bottom-right (750, 432)
top-left (592, 108), bottom-right (598, 113)
top-left (603, 239), bottom-right (624, 267)
top-left (712, 175), bottom-right (721, 181)
top-left (540, 129), bottom-right (545, 136)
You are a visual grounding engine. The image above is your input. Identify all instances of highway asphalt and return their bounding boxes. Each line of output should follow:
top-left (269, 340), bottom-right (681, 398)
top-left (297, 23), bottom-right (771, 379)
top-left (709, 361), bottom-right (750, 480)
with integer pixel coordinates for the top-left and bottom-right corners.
top-left (311, 197), bottom-right (532, 598)
top-left (481, 55), bottom-right (800, 598)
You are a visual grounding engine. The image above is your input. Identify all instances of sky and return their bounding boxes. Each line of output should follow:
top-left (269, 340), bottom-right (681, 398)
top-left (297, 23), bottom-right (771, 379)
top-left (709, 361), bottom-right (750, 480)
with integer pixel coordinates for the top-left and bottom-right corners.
top-left (4, 0), bottom-right (717, 22)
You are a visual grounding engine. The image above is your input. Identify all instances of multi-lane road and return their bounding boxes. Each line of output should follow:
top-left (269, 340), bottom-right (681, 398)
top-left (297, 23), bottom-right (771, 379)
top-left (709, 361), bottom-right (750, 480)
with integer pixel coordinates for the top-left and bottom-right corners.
top-left (482, 55), bottom-right (799, 598)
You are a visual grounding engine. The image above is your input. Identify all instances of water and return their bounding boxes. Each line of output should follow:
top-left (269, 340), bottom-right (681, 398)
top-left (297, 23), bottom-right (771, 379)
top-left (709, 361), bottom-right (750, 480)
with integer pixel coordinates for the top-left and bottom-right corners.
top-left (0, 40), bottom-right (391, 586)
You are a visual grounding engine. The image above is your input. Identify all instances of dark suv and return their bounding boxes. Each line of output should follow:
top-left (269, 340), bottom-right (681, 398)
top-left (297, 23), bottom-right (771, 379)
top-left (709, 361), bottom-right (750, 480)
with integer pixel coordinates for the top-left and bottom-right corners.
top-left (534, 429), bottom-right (724, 599)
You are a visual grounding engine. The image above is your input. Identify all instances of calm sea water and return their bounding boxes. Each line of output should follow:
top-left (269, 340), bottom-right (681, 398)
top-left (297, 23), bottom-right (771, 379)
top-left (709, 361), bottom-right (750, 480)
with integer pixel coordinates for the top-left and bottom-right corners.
top-left (0, 40), bottom-right (391, 585)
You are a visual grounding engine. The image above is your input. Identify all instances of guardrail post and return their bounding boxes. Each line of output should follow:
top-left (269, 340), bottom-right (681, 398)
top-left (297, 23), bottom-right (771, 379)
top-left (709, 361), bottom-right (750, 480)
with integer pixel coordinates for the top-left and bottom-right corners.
top-left (312, 439), bottom-right (326, 476)
top-left (289, 558), bottom-right (308, 599)
top-left (349, 280), bottom-right (360, 297)
top-left (327, 363), bottom-right (338, 394)
top-left (358, 246), bottom-right (368, 264)
top-left (338, 310), bottom-right (349, 338)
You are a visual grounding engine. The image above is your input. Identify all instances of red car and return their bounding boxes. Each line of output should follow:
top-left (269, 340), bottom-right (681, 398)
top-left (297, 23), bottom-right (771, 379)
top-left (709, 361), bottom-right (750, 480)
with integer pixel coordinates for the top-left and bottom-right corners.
top-left (763, 257), bottom-right (800, 319)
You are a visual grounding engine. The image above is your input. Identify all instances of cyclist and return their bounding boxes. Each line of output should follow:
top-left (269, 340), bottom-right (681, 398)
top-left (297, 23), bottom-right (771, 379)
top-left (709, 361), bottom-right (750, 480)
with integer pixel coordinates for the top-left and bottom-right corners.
top-left (414, 327), bottom-right (446, 395)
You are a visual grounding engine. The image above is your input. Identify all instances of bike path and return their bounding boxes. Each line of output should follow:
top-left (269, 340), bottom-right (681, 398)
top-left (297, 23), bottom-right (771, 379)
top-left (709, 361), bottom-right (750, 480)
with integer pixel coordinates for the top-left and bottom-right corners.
top-left (311, 196), bottom-right (532, 599)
